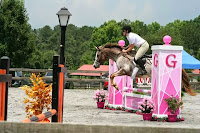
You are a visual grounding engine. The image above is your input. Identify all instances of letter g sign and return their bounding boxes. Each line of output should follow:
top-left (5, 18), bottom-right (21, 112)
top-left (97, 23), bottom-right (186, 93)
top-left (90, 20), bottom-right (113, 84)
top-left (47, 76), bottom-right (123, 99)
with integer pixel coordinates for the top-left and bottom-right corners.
top-left (166, 54), bottom-right (177, 68)
top-left (154, 54), bottom-right (158, 67)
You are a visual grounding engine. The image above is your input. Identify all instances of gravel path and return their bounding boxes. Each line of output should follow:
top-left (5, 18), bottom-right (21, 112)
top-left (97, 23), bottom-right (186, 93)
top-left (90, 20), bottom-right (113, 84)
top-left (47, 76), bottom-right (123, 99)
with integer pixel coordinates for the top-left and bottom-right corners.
top-left (7, 88), bottom-right (200, 128)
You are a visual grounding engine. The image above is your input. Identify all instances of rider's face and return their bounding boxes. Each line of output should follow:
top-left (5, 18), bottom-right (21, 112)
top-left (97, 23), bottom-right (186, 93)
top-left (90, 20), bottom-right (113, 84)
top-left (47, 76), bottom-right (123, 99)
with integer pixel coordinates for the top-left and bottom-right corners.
top-left (122, 30), bottom-right (127, 36)
top-left (123, 30), bottom-right (126, 36)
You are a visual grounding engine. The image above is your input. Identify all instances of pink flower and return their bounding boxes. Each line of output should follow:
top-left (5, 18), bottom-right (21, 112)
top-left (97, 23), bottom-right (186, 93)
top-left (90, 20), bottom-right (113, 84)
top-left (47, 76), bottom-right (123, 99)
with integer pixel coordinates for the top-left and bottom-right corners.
top-left (144, 98), bottom-right (148, 101)
top-left (93, 89), bottom-right (108, 102)
top-left (138, 102), bottom-right (143, 105)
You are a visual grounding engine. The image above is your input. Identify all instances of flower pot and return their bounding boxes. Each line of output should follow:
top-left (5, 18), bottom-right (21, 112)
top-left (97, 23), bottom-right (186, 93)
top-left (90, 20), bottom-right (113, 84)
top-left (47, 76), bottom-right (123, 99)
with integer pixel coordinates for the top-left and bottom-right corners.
top-left (142, 113), bottom-right (152, 121)
top-left (97, 102), bottom-right (105, 109)
top-left (168, 114), bottom-right (177, 122)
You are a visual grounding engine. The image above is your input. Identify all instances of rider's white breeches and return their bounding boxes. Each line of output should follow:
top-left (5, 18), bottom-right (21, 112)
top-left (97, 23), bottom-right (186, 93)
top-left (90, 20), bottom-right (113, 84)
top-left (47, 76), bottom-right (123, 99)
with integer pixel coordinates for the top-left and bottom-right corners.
top-left (135, 41), bottom-right (149, 60)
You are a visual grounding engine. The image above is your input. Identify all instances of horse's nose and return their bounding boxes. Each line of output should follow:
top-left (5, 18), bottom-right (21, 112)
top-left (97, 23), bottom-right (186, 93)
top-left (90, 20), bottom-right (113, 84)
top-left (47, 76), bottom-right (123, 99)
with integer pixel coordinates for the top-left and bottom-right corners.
top-left (93, 64), bottom-right (97, 69)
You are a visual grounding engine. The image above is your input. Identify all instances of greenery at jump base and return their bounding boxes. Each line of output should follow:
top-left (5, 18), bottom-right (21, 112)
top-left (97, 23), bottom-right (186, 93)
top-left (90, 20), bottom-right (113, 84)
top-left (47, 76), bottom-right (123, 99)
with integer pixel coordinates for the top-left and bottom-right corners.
top-left (0, 0), bottom-right (200, 70)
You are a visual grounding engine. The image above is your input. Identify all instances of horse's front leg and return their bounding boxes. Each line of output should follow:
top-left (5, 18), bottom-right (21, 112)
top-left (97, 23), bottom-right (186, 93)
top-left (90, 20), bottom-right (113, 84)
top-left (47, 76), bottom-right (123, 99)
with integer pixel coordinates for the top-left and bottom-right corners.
top-left (110, 69), bottom-right (126, 90)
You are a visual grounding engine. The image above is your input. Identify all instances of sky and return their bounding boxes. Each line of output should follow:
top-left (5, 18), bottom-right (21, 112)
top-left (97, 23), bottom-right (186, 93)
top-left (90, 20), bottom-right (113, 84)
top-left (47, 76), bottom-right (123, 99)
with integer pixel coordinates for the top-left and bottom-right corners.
top-left (24, 0), bottom-right (200, 29)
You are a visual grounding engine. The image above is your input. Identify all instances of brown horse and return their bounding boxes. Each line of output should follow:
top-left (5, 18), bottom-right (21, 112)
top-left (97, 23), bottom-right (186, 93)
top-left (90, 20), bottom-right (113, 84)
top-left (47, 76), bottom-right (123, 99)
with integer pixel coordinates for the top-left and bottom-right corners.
top-left (93, 43), bottom-right (197, 96)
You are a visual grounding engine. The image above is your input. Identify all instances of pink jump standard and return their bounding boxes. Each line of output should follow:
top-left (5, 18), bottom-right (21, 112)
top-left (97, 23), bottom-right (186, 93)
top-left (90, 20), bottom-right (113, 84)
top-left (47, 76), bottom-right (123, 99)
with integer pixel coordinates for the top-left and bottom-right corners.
top-left (108, 40), bottom-right (133, 108)
top-left (151, 36), bottom-right (183, 118)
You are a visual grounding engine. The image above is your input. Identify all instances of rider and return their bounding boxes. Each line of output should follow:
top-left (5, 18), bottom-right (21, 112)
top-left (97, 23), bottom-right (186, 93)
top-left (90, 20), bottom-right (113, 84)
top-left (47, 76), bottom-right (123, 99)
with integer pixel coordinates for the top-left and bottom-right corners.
top-left (122, 25), bottom-right (149, 75)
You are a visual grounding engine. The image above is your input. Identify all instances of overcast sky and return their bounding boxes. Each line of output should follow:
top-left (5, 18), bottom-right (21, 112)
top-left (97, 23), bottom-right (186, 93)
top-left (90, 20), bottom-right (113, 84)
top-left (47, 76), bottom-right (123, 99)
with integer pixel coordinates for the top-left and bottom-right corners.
top-left (24, 0), bottom-right (200, 29)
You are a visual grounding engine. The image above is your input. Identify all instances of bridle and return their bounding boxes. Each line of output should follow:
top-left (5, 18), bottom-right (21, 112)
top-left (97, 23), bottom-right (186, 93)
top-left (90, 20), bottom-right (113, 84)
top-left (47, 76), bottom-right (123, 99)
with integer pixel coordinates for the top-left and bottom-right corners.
top-left (95, 47), bottom-right (107, 64)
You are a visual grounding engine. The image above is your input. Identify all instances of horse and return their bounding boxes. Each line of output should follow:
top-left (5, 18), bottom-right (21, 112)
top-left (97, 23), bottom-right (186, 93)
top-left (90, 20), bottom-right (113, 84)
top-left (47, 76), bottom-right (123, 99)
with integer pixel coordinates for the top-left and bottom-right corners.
top-left (93, 43), bottom-right (197, 96)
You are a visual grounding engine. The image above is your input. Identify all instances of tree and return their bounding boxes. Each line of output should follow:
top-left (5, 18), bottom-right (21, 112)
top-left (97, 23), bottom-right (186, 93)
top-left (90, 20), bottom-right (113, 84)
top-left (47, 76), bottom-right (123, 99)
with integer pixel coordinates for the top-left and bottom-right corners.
top-left (91, 20), bottom-right (123, 47)
top-left (0, 0), bottom-right (35, 67)
top-left (38, 25), bottom-right (53, 44)
top-left (180, 17), bottom-right (200, 57)
top-left (197, 48), bottom-right (200, 60)
top-left (118, 19), bottom-right (131, 27)
top-left (130, 20), bottom-right (148, 36)
top-left (147, 22), bottom-right (161, 34)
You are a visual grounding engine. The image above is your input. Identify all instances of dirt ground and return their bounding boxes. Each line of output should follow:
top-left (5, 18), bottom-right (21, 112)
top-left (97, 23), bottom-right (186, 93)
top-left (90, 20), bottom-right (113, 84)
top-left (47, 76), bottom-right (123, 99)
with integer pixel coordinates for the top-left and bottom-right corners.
top-left (7, 88), bottom-right (200, 128)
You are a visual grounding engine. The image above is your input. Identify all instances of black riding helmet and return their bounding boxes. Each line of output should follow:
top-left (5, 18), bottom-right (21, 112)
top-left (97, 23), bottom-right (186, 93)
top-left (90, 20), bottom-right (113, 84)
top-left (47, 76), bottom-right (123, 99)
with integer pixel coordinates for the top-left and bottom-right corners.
top-left (122, 25), bottom-right (131, 33)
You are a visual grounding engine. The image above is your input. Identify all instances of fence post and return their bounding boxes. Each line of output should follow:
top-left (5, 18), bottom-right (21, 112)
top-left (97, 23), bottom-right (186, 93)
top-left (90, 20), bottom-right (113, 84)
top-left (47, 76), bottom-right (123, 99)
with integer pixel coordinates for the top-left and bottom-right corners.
top-left (0, 56), bottom-right (10, 121)
top-left (51, 55), bottom-right (66, 123)
top-left (51, 55), bottom-right (60, 122)
top-left (100, 73), bottom-right (102, 89)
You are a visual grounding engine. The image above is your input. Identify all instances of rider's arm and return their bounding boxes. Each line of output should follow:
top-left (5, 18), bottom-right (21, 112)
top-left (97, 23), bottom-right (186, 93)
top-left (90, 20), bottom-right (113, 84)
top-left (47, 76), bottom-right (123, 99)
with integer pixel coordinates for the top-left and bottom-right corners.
top-left (122, 44), bottom-right (134, 52)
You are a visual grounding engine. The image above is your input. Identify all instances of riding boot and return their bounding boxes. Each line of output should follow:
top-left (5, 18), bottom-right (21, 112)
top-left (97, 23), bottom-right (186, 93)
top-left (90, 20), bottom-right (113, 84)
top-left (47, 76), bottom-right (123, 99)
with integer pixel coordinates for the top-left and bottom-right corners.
top-left (134, 58), bottom-right (147, 75)
top-left (131, 67), bottom-right (139, 79)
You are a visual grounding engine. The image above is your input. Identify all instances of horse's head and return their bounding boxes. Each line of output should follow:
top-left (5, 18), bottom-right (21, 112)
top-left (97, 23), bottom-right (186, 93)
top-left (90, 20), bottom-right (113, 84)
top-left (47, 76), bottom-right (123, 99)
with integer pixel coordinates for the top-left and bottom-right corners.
top-left (93, 46), bottom-right (107, 69)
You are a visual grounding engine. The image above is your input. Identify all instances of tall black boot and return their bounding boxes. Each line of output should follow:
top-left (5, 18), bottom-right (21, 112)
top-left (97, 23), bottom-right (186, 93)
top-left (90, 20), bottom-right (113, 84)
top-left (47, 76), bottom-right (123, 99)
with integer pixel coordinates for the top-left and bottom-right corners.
top-left (134, 58), bottom-right (147, 75)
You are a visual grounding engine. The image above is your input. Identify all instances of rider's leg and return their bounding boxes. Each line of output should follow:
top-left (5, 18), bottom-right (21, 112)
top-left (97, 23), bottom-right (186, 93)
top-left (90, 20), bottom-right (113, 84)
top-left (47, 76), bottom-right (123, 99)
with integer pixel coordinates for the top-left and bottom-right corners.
top-left (134, 42), bottom-right (149, 75)
top-left (131, 67), bottom-right (139, 79)
top-left (134, 58), bottom-right (147, 74)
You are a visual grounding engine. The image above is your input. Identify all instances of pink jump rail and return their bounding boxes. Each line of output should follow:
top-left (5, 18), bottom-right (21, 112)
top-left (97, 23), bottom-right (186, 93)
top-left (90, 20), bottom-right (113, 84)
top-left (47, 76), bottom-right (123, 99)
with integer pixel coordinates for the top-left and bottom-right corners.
top-left (123, 87), bottom-right (151, 110)
top-left (124, 87), bottom-right (151, 94)
top-left (22, 109), bottom-right (57, 123)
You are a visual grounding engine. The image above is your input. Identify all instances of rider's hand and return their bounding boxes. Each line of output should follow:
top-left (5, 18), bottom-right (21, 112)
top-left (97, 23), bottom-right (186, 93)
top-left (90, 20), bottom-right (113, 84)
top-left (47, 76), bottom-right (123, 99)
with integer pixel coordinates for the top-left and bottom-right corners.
top-left (122, 49), bottom-right (127, 53)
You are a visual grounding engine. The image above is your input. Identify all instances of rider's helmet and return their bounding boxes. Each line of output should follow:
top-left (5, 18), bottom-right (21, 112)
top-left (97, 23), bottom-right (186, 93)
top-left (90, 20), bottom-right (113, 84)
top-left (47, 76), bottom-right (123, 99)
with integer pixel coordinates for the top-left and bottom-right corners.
top-left (122, 25), bottom-right (131, 33)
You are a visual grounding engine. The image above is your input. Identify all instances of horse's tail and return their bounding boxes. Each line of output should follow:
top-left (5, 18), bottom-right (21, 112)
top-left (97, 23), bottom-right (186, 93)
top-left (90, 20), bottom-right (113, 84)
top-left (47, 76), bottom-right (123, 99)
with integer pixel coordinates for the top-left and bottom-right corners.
top-left (182, 68), bottom-right (197, 96)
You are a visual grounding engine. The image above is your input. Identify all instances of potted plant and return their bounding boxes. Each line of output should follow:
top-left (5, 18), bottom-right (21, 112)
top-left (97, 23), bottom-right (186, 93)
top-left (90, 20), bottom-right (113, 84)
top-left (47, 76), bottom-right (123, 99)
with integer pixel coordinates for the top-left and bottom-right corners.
top-left (164, 96), bottom-right (183, 122)
top-left (93, 89), bottom-right (108, 109)
top-left (20, 73), bottom-right (52, 122)
top-left (138, 98), bottom-right (155, 121)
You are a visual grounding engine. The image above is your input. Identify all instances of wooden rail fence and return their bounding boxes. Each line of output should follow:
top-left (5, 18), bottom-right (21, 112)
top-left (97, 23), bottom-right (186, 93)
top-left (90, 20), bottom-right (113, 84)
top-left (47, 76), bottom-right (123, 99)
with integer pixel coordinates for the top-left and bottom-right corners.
top-left (9, 68), bottom-right (200, 89)
top-left (9, 68), bottom-right (109, 89)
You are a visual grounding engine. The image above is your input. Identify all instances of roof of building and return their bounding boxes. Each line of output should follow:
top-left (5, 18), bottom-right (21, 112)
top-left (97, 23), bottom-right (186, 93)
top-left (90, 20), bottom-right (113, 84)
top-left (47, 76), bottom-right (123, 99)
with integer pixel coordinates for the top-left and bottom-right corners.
top-left (70, 64), bottom-right (109, 76)
top-left (192, 69), bottom-right (200, 74)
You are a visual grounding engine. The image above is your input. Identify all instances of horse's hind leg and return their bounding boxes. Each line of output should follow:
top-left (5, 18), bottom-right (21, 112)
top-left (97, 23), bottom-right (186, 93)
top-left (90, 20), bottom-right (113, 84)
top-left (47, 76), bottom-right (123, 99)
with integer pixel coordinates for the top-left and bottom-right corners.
top-left (110, 69), bottom-right (126, 90)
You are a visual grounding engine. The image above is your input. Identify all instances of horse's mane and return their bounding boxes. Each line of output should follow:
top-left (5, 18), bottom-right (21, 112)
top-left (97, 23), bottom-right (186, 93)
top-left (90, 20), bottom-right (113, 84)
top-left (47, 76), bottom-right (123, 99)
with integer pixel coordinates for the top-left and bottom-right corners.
top-left (103, 43), bottom-right (122, 50)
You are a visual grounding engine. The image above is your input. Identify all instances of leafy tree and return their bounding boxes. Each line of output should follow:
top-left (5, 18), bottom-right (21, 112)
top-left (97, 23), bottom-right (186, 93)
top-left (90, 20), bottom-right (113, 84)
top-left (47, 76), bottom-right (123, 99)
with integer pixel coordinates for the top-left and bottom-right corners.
top-left (197, 48), bottom-right (200, 60)
top-left (180, 16), bottom-right (200, 57)
top-left (91, 20), bottom-right (123, 47)
top-left (79, 41), bottom-right (95, 66)
top-left (130, 20), bottom-right (148, 36)
top-left (145, 20), bottom-right (185, 47)
top-left (38, 25), bottom-right (53, 44)
top-left (118, 19), bottom-right (131, 27)
top-left (0, 0), bottom-right (35, 67)
top-left (147, 22), bottom-right (161, 34)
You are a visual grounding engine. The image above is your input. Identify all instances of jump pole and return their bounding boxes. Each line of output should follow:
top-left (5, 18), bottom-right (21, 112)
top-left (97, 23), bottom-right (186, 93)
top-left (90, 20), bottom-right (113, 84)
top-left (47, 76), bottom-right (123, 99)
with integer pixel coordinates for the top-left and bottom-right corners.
top-left (51, 55), bottom-right (67, 123)
top-left (22, 109), bottom-right (57, 122)
top-left (0, 56), bottom-right (11, 121)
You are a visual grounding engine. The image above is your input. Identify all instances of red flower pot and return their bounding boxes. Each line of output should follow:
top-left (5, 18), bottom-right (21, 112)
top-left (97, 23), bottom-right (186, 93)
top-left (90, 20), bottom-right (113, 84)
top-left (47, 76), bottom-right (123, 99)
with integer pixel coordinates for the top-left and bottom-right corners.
top-left (142, 113), bottom-right (152, 121)
top-left (168, 114), bottom-right (177, 122)
top-left (97, 102), bottom-right (105, 109)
